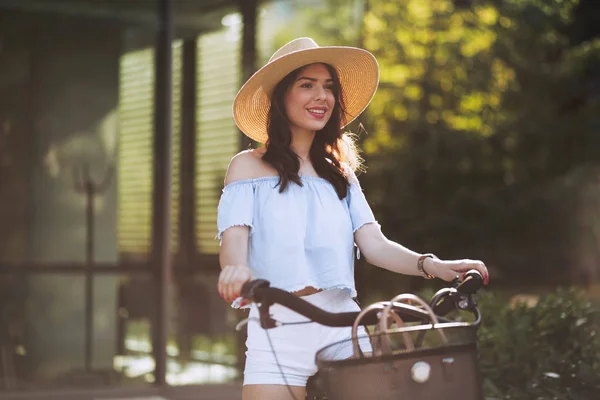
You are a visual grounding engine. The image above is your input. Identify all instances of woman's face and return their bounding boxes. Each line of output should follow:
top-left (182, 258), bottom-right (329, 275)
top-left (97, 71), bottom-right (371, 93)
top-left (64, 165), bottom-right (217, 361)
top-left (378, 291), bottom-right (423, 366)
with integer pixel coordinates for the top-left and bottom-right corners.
top-left (284, 63), bottom-right (336, 135)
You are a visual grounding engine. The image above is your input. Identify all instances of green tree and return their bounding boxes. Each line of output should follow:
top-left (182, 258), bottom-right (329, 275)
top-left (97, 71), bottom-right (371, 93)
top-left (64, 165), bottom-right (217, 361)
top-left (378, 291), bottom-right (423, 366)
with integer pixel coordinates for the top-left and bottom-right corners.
top-left (355, 0), bottom-right (600, 288)
top-left (356, 0), bottom-right (515, 292)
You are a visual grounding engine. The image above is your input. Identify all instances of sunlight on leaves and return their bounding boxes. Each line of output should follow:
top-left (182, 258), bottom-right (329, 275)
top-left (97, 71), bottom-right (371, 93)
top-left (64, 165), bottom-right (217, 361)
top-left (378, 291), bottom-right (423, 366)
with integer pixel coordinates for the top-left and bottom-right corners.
top-left (459, 92), bottom-right (486, 113)
top-left (499, 16), bottom-right (512, 28)
top-left (407, 0), bottom-right (433, 20)
top-left (460, 30), bottom-right (497, 57)
top-left (476, 6), bottom-right (499, 26)
top-left (381, 64), bottom-right (410, 85)
top-left (404, 85), bottom-right (423, 101)
top-left (429, 94), bottom-right (444, 108)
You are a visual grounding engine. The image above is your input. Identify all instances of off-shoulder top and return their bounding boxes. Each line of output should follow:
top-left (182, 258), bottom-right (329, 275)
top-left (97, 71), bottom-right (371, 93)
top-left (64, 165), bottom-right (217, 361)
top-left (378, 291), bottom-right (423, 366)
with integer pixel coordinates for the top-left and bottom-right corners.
top-left (217, 174), bottom-right (377, 301)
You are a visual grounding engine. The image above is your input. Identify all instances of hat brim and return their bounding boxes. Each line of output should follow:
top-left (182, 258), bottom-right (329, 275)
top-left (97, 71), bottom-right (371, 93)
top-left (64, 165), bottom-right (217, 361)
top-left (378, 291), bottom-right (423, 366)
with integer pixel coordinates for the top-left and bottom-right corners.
top-left (233, 46), bottom-right (379, 143)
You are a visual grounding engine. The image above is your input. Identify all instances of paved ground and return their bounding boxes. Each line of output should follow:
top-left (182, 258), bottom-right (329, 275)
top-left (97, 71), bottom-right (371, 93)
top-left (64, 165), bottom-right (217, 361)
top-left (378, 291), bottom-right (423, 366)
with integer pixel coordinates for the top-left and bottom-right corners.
top-left (0, 384), bottom-right (242, 400)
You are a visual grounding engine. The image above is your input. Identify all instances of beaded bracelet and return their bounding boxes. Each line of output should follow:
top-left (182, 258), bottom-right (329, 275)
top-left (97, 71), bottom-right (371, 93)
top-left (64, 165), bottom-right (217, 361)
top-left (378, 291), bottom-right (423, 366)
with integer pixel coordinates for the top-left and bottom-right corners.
top-left (417, 253), bottom-right (436, 279)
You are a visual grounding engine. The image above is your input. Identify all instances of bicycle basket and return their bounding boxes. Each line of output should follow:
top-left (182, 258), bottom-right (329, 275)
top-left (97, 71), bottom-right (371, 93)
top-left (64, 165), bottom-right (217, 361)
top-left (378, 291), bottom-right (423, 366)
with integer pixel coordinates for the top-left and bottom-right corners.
top-left (316, 294), bottom-right (483, 400)
top-left (315, 323), bottom-right (483, 400)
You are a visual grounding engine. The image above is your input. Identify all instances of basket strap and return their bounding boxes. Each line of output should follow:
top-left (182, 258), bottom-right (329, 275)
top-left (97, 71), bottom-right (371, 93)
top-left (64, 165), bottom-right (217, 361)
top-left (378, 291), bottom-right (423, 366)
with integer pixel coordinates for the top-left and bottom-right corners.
top-left (373, 309), bottom-right (415, 356)
top-left (351, 303), bottom-right (385, 358)
top-left (381, 294), bottom-right (449, 345)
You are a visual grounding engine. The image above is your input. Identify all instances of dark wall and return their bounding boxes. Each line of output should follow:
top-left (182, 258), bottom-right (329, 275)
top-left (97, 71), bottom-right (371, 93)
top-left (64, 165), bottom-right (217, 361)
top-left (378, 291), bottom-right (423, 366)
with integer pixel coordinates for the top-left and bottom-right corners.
top-left (0, 13), bottom-right (34, 263)
top-left (27, 14), bottom-right (121, 264)
top-left (0, 10), bottom-right (123, 381)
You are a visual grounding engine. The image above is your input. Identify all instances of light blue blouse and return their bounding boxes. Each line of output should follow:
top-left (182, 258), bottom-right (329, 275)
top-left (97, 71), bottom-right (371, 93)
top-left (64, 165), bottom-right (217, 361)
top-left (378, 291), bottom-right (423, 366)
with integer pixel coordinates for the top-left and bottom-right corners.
top-left (216, 175), bottom-right (377, 301)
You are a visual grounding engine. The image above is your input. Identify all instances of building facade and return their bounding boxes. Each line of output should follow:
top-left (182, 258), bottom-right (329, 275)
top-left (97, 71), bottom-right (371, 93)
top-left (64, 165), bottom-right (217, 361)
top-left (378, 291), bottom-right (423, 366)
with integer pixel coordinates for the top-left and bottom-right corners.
top-left (0, 0), bottom-right (300, 396)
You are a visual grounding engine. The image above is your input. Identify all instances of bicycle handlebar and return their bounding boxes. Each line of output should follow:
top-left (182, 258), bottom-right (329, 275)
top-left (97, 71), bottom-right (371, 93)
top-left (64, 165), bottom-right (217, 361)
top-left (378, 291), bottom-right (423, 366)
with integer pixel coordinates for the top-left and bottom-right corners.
top-left (240, 270), bottom-right (484, 329)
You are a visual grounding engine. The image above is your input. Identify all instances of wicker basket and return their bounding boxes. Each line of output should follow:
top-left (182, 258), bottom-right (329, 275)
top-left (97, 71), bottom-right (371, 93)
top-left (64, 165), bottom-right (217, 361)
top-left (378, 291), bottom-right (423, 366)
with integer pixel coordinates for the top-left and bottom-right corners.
top-left (315, 294), bottom-right (484, 400)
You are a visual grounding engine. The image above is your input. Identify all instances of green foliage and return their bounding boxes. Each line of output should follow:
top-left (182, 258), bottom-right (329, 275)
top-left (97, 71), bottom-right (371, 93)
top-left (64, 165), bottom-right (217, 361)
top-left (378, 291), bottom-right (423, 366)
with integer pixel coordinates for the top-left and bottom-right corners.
top-left (344, 0), bottom-right (599, 286)
top-left (476, 288), bottom-right (600, 399)
top-left (264, 0), bottom-right (363, 50)
top-left (483, 0), bottom-right (600, 183)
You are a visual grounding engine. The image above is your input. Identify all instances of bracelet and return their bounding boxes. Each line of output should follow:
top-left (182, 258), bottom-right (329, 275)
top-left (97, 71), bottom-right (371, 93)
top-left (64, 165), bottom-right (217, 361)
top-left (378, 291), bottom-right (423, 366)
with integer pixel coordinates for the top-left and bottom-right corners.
top-left (417, 253), bottom-right (437, 279)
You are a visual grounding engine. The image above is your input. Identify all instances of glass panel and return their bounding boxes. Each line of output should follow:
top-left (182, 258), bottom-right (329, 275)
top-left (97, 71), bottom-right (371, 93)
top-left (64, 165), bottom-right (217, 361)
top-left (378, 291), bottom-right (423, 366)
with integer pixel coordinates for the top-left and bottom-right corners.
top-left (166, 275), bottom-right (239, 385)
top-left (0, 273), bottom-right (28, 389)
top-left (105, 275), bottom-right (156, 387)
top-left (28, 18), bottom-right (119, 265)
top-left (0, 0), bottom-right (248, 395)
top-left (195, 23), bottom-right (242, 255)
top-left (22, 274), bottom-right (89, 389)
top-left (117, 36), bottom-right (182, 260)
top-left (0, 9), bottom-right (120, 265)
top-left (111, 275), bottom-right (239, 386)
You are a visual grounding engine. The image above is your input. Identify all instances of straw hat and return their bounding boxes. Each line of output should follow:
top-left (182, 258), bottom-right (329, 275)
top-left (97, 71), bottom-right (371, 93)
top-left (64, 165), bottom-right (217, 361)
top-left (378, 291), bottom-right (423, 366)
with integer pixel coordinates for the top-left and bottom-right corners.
top-left (233, 37), bottom-right (379, 143)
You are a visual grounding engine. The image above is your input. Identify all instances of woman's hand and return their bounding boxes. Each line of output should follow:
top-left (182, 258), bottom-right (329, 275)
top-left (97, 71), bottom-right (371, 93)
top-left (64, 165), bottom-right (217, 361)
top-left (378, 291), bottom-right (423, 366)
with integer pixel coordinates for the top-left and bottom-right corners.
top-left (218, 264), bottom-right (252, 302)
top-left (430, 258), bottom-right (490, 285)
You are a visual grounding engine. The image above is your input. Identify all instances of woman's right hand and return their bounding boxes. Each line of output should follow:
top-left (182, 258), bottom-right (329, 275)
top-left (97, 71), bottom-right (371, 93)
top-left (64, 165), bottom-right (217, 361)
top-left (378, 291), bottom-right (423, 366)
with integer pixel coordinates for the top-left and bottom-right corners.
top-left (218, 264), bottom-right (252, 303)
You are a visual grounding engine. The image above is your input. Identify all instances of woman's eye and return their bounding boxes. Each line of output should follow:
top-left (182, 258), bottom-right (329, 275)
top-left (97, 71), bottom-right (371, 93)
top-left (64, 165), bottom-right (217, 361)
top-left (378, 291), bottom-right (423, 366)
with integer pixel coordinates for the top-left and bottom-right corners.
top-left (299, 82), bottom-right (335, 91)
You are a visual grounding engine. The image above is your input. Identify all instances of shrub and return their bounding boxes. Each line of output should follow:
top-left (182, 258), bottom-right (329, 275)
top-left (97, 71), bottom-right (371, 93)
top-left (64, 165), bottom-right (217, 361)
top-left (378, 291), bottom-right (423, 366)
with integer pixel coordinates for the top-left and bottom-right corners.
top-left (476, 288), bottom-right (600, 400)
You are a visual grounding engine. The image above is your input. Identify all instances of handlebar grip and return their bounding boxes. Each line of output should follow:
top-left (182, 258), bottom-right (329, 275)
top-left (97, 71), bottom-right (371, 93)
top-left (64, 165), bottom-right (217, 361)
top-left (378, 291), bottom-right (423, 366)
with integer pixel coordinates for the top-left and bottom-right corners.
top-left (241, 279), bottom-right (271, 300)
top-left (456, 270), bottom-right (484, 294)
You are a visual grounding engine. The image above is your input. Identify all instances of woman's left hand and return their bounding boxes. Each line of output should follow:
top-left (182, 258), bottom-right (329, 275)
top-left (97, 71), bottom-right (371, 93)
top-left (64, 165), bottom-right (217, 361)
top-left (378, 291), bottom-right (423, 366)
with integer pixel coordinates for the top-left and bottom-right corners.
top-left (431, 258), bottom-right (490, 286)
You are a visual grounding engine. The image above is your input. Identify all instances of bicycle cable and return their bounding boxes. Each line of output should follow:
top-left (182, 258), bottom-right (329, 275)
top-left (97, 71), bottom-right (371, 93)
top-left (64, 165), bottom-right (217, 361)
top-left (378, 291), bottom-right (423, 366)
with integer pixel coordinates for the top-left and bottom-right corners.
top-left (237, 317), bottom-right (314, 330)
top-left (265, 328), bottom-right (302, 400)
top-left (240, 316), bottom-right (312, 400)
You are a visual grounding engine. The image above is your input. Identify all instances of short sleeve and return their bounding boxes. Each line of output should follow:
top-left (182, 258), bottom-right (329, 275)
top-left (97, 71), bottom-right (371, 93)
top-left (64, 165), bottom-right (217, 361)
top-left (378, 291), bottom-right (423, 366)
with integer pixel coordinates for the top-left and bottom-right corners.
top-left (346, 172), bottom-right (377, 233)
top-left (216, 181), bottom-right (255, 241)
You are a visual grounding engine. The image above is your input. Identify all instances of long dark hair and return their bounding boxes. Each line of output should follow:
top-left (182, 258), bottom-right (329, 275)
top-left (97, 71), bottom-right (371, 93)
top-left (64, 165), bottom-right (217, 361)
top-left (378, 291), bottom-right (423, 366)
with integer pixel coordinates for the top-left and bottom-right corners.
top-left (262, 63), bottom-right (362, 199)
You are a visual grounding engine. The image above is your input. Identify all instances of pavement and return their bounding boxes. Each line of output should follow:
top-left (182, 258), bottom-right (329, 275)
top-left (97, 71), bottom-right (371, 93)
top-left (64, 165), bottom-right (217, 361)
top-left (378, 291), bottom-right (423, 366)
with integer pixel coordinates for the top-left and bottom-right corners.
top-left (0, 384), bottom-right (242, 400)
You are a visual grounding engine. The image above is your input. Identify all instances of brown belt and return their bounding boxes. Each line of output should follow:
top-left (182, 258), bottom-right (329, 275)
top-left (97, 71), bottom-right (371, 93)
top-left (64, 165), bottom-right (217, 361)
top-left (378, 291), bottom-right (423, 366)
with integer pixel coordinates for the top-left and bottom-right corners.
top-left (293, 286), bottom-right (323, 297)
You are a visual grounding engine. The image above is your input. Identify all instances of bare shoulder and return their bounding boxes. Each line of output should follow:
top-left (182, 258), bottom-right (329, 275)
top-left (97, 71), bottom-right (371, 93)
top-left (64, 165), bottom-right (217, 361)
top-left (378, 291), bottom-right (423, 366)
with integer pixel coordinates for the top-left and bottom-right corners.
top-left (224, 147), bottom-right (273, 185)
top-left (224, 150), bottom-right (261, 185)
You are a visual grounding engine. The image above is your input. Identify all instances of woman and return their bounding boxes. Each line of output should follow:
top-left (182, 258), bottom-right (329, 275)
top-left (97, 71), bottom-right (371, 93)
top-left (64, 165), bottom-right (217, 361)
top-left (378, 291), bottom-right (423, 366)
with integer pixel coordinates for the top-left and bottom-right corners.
top-left (217, 38), bottom-right (489, 400)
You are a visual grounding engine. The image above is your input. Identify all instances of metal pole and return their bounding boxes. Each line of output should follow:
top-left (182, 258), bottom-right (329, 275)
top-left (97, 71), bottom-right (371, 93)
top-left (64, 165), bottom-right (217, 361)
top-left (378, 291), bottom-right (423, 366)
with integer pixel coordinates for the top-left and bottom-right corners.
top-left (73, 163), bottom-right (112, 373)
top-left (152, 0), bottom-right (173, 387)
top-left (84, 170), bottom-right (94, 372)
top-left (180, 39), bottom-right (197, 265)
top-left (239, 0), bottom-right (257, 150)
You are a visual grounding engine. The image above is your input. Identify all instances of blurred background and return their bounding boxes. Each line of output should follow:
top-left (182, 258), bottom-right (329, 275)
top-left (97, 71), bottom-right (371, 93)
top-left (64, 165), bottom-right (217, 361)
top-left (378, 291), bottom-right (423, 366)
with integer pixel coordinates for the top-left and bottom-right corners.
top-left (0, 0), bottom-right (598, 399)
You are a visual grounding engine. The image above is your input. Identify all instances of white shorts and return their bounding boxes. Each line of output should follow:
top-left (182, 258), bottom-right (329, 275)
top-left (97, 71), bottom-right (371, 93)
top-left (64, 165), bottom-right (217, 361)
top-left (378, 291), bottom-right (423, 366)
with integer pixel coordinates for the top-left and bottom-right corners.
top-left (243, 288), bottom-right (372, 387)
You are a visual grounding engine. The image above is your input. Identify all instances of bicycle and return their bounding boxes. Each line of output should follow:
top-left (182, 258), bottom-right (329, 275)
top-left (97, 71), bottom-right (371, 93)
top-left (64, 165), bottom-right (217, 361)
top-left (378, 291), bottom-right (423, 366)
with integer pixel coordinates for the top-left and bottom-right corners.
top-left (239, 270), bottom-right (485, 400)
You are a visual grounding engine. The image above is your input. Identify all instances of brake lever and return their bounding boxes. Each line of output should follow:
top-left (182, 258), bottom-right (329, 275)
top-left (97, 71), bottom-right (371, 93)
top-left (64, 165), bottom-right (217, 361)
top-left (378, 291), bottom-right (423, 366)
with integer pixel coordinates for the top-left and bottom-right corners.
top-left (234, 302), bottom-right (278, 330)
top-left (235, 317), bottom-right (265, 331)
top-left (451, 276), bottom-right (462, 288)
top-left (444, 270), bottom-right (482, 311)
top-left (235, 318), bottom-right (250, 331)
top-left (448, 278), bottom-right (474, 310)
top-left (454, 278), bottom-right (478, 311)
top-left (258, 300), bottom-right (278, 329)
top-left (457, 293), bottom-right (477, 311)
top-left (239, 279), bottom-right (282, 329)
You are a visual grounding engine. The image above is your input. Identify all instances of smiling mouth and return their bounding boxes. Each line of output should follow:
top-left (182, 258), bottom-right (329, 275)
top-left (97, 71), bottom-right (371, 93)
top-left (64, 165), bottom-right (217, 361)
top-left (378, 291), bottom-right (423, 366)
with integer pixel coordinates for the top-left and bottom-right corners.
top-left (306, 109), bottom-right (327, 120)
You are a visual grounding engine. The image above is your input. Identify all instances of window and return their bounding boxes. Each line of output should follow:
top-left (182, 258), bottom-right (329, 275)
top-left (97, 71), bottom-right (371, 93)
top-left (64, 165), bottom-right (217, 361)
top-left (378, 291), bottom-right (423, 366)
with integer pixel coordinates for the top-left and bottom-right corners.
top-left (117, 41), bottom-right (182, 259)
top-left (195, 24), bottom-right (241, 255)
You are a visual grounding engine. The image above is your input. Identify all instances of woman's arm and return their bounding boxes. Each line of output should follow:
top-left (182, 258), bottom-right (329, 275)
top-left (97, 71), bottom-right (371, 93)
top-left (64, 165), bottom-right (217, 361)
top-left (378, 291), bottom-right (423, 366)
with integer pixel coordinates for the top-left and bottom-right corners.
top-left (217, 150), bottom-right (260, 302)
top-left (219, 226), bottom-right (250, 268)
top-left (354, 223), bottom-right (489, 284)
top-left (218, 226), bottom-right (252, 302)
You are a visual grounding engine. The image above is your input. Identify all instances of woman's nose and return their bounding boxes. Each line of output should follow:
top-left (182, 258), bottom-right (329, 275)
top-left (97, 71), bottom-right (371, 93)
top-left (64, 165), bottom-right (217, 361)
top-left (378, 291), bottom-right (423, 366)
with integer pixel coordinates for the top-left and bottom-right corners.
top-left (314, 86), bottom-right (326, 101)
